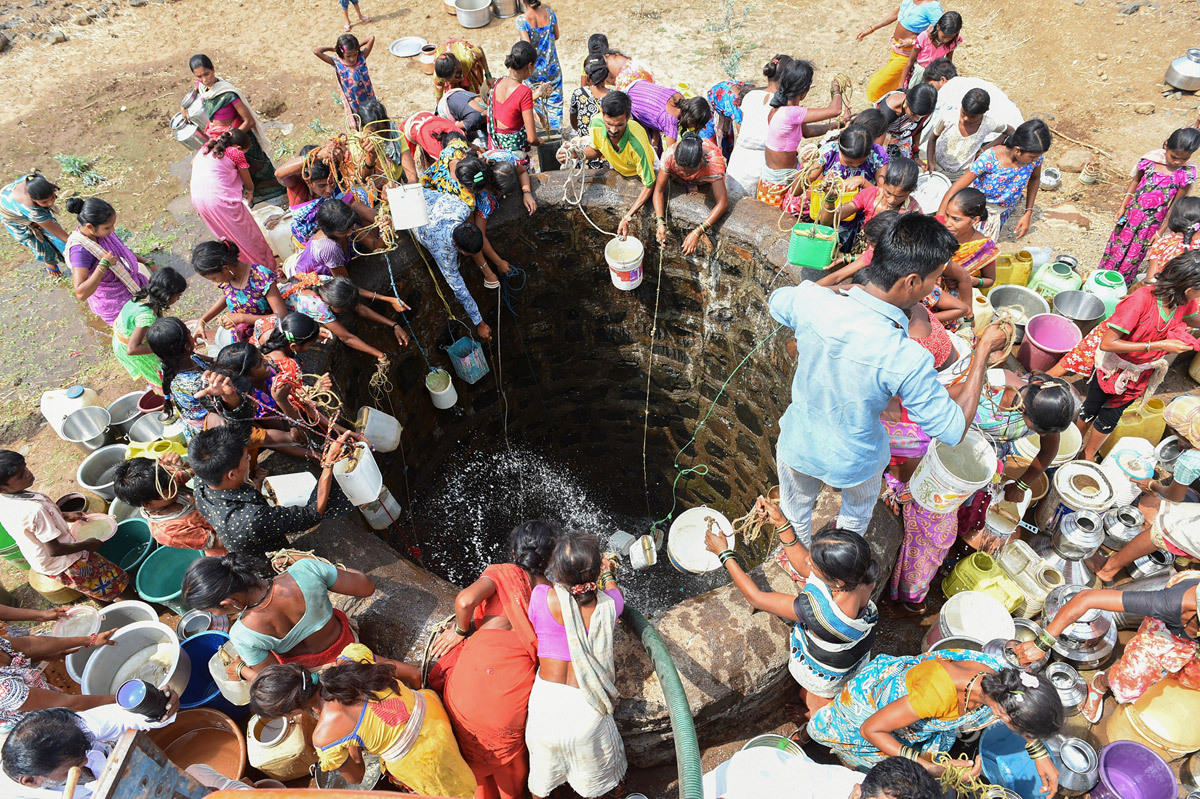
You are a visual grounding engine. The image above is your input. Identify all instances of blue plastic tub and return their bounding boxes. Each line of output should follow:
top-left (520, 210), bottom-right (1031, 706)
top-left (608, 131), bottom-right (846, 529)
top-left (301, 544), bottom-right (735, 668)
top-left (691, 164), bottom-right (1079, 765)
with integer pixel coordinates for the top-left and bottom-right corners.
top-left (179, 631), bottom-right (247, 720)
top-left (980, 722), bottom-right (1061, 799)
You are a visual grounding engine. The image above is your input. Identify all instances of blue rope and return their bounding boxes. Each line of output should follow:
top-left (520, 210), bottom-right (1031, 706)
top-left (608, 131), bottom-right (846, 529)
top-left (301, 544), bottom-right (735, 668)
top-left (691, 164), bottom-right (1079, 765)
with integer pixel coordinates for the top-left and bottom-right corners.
top-left (499, 265), bottom-right (526, 316)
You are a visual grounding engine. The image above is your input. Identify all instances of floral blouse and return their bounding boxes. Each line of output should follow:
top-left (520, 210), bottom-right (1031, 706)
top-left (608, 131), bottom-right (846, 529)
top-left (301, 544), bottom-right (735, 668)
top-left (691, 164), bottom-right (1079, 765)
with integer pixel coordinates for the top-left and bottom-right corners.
top-left (219, 262), bottom-right (276, 315)
top-left (969, 148), bottom-right (1044, 212)
top-left (420, 138), bottom-right (475, 207)
top-left (0, 635), bottom-right (54, 731)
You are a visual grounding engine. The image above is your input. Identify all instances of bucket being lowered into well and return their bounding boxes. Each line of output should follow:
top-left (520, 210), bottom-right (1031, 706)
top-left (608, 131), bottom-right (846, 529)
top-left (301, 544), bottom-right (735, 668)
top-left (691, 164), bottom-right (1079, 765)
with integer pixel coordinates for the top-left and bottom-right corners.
top-left (425, 368), bottom-right (458, 409)
top-left (447, 337), bottom-right (491, 384)
top-left (910, 429), bottom-right (997, 513)
top-left (604, 236), bottom-right (644, 290)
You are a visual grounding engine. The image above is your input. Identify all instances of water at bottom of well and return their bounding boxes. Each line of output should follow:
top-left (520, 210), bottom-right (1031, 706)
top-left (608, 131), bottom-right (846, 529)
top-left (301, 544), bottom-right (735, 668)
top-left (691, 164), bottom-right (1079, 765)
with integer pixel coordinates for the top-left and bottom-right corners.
top-left (408, 442), bottom-right (734, 616)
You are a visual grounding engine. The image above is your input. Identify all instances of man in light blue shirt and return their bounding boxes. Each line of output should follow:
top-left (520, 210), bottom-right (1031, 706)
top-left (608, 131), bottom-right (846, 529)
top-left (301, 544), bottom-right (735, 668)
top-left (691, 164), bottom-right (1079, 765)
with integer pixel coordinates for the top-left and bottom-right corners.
top-left (768, 213), bottom-right (1006, 544)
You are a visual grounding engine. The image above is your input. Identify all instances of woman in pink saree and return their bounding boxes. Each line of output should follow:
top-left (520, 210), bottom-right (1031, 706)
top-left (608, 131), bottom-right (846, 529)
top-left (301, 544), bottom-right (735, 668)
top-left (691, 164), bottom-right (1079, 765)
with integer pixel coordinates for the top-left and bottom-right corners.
top-left (190, 129), bottom-right (277, 269)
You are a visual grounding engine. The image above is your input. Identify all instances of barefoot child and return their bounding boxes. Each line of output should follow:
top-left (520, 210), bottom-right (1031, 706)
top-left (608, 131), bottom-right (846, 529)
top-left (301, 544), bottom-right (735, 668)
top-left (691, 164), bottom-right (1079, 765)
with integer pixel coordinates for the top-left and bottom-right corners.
top-left (314, 34), bottom-right (377, 129)
top-left (332, 0), bottom-right (370, 32)
top-left (112, 455), bottom-right (227, 556)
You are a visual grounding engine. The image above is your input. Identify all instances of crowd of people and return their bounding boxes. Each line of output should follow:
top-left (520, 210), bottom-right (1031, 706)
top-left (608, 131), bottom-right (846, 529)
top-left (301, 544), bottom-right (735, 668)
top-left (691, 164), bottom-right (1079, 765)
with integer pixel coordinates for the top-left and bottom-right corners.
top-left (1, 2), bottom-right (1200, 799)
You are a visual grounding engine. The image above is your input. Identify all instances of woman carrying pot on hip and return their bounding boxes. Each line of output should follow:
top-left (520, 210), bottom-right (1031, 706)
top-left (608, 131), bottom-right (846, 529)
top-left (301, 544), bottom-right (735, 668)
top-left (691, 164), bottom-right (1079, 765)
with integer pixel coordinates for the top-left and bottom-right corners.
top-left (807, 652), bottom-right (1062, 795)
top-left (857, 0), bottom-right (944, 103)
top-left (708, 497), bottom-right (878, 732)
top-left (1014, 571), bottom-right (1200, 724)
top-left (1075, 250), bottom-right (1200, 462)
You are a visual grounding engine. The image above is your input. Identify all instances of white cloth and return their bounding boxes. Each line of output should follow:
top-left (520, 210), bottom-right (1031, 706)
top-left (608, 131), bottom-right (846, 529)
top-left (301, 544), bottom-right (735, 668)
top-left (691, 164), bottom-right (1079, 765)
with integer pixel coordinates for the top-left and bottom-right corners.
top-left (555, 583), bottom-right (619, 716)
top-left (525, 676), bottom-right (627, 798)
top-left (702, 747), bottom-right (863, 799)
top-left (0, 704), bottom-right (175, 799)
top-left (930, 112), bottom-right (1009, 178)
top-left (919, 77), bottom-right (1023, 152)
top-left (725, 90), bottom-right (772, 195)
top-left (0, 492), bottom-right (84, 576)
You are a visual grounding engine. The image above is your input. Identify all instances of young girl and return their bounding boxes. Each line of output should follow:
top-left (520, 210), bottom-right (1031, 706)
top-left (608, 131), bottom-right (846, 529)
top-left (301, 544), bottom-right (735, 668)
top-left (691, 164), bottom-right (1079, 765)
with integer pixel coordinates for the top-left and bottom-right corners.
top-left (902, 11), bottom-right (961, 88)
top-left (941, 187), bottom-right (999, 297)
top-left (112, 456), bottom-right (226, 555)
top-left (1144, 195), bottom-right (1200, 281)
top-left (858, 0), bottom-right (944, 102)
top-left (278, 274), bottom-right (409, 363)
top-left (1077, 251), bottom-right (1200, 461)
top-left (876, 82), bottom-right (937, 161)
top-left (569, 57), bottom-right (611, 169)
top-left (357, 100), bottom-right (419, 184)
top-left (0, 173), bottom-right (69, 275)
top-left (190, 128), bottom-right (277, 269)
top-left (314, 34), bottom-right (377, 128)
top-left (653, 133), bottom-right (731, 255)
top-left (1099, 127), bottom-right (1200, 286)
top-left (758, 60), bottom-right (846, 207)
top-left (453, 156), bottom-right (529, 284)
top-left (292, 200), bottom-right (356, 279)
top-left (65, 197), bottom-right (152, 325)
top-left (726, 55), bottom-right (788, 197)
top-left (111, 267), bottom-right (187, 388)
top-left (489, 41), bottom-right (541, 166)
top-left (799, 125), bottom-right (889, 218)
top-left (704, 80), bottom-right (754, 156)
top-left (940, 119), bottom-right (1052, 239)
top-left (820, 156), bottom-right (921, 251)
top-left (193, 239), bottom-right (288, 342)
top-left (517, 0), bottom-right (562, 132)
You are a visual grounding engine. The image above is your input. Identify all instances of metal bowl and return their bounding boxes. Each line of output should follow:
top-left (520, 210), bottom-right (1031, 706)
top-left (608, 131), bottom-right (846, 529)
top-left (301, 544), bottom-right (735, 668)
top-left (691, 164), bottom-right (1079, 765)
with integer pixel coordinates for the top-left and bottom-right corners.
top-left (1048, 735), bottom-right (1100, 795)
top-left (924, 634), bottom-right (984, 654)
top-left (988, 285), bottom-right (1050, 344)
top-left (61, 406), bottom-right (114, 452)
top-left (1046, 662), bottom-right (1087, 716)
top-left (76, 444), bottom-right (129, 501)
top-left (128, 413), bottom-right (166, 444)
top-left (106, 391), bottom-right (145, 435)
top-left (1052, 290), bottom-right (1106, 336)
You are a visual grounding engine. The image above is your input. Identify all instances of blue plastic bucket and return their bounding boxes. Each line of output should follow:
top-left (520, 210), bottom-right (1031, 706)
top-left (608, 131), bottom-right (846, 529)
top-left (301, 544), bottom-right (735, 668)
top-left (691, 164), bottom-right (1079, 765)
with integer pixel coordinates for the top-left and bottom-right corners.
top-left (980, 722), bottom-right (1060, 799)
top-left (179, 630), bottom-right (248, 719)
top-left (447, 337), bottom-right (490, 384)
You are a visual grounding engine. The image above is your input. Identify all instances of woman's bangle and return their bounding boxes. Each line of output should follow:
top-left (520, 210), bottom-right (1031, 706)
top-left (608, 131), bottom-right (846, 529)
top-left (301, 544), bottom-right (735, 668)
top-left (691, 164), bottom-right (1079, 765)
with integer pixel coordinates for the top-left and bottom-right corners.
top-left (899, 744), bottom-right (918, 761)
top-left (976, 278), bottom-right (984, 288)
top-left (1015, 479), bottom-right (1030, 491)
top-left (371, 291), bottom-right (378, 301)
top-left (1024, 740), bottom-right (1049, 760)
top-left (522, 188), bottom-right (533, 194)
top-left (779, 534), bottom-right (801, 547)
top-left (1035, 629), bottom-right (1057, 651)
top-left (718, 550), bottom-right (738, 566)
top-left (236, 662), bottom-right (247, 680)
top-left (454, 622), bottom-right (472, 637)
top-left (777, 522), bottom-right (794, 533)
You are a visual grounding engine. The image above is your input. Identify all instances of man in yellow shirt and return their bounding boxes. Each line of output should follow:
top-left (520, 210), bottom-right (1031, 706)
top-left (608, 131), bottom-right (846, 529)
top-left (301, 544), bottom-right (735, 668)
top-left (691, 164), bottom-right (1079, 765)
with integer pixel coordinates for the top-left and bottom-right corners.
top-left (559, 91), bottom-right (656, 237)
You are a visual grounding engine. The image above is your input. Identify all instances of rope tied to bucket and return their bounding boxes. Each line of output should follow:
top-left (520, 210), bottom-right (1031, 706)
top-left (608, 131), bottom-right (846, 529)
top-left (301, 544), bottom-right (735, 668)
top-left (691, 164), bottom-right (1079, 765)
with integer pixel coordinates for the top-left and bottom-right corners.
top-left (931, 752), bottom-right (1008, 798)
top-left (730, 504), bottom-right (768, 544)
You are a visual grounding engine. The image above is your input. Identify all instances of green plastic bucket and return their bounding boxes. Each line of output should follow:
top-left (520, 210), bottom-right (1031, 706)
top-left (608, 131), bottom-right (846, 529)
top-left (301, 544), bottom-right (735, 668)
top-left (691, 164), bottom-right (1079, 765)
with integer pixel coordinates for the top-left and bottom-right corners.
top-left (136, 546), bottom-right (201, 614)
top-left (0, 522), bottom-right (30, 569)
top-left (787, 223), bottom-right (837, 269)
top-left (98, 518), bottom-right (158, 576)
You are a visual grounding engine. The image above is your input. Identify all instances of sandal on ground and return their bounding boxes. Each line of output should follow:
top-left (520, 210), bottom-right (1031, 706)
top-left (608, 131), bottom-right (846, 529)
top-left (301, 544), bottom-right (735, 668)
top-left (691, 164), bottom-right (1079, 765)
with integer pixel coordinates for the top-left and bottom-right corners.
top-left (1082, 672), bottom-right (1108, 725)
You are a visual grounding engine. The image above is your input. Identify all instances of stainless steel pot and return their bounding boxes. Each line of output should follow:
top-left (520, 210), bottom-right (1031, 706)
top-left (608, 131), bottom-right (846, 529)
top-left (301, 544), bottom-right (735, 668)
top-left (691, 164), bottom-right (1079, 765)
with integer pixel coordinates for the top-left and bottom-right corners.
top-left (1009, 618), bottom-right (1049, 673)
top-left (1052, 290), bottom-right (1106, 337)
top-left (455, 0), bottom-right (492, 28)
top-left (1052, 510), bottom-right (1104, 561)
top-left (1102, 506), bottom-right (1144, 551)
top-left (1046, 662), bottom-right (1087, 716)
top-left (127, 413), bottom-right (166, 444)
top-left (1154, 436), bottom-right (1185, 475)
top-left (106, 391), bottom-right (145, 436)
top-left (923, 634), bottom-right (984, 654)
top-left (491, 0), bottom-right (520, 16)
top-left (1165, 49), bottom-right (1200, 91)
top-left (1129, 549), bottom-right (1173, 580)
top-left (1047, 735), bottom-right (1099, 796)
top-left (1183, 751), bottom-right (1200, 793)
top-left (1042, 584), bottom-right (1115, 651)
top-left (61, 406), bottom-right (114, 453)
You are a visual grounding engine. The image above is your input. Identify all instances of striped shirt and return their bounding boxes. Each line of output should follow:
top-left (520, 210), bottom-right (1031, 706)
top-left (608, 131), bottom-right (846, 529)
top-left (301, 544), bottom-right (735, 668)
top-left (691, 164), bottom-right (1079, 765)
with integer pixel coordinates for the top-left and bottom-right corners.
top-left (589, 116), bottom-right (656, 187)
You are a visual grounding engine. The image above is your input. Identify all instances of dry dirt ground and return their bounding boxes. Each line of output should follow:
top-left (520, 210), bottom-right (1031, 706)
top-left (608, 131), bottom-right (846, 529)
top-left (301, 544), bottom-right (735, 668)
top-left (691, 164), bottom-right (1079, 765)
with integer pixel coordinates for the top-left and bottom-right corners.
top-left (0, 0), bottom-right (1198, 789)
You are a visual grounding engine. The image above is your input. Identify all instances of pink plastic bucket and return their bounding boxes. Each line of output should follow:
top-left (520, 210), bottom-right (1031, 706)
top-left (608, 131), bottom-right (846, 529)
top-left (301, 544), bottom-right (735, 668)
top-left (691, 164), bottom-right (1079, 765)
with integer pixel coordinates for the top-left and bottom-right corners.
top-left (1017, 313), bottom-right (1081, 372)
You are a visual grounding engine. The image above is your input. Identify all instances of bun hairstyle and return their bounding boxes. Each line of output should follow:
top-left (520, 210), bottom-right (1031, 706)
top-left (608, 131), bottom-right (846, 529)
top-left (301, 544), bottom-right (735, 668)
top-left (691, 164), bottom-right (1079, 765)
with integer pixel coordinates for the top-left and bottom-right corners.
top-left (434, 53), bottom-right (459, 79)
top-left (203, 128), bottom-right (251, 159)
top-left (249, 660), bottom-right (400, 719)
top-left (882, 156), bottom-right (920, 192)
top-left (214, 342), bottom-right (265, 381)
top-left (584, 53), bottom-right (610, 86)
top-left (949, 186), bottom-right (988, 222)
top-left (762, 54), bottom-right (792, 82)
top-left (505, 41), bottom-right (537, 71)
top-left (1166, 127), bottom-right (1200, 154)
top-left (24, 173), bottom-right (58, 201)
top-left (492, 161), bottom-right (519, 195)
top-left (1020, 373), bottom-right (1079, 434)
top-left (546, 530), bottom-right (602, 605)
top-left (770, 59), bottom-right (814, 108)
top-left (510, 519), bottom-right (561, 576)
top-left (810, 529), bottom-right (879, 590)
top-left (181, 552), bottom-right (268, 611)
top-left (674, 132), bottom-right (708, 171)
top-left (981, 669), bottom-right (1064, 738)
top-left (260, 312), bottom-right (320, 355)
top-left (191, 239), bottom-right (240, 276)
top-left (1167, 196), bottom-right (1200, 245)
top-left (1005, 119), bottom-right (1052, 155)
top-left (189, 53), bottom-right (214, 72)
top-left (904, 82), bottom-right (938, 117)
top-left (837, 125), bottom-right (873, 160)
top-left (65, 197), bottom-right (115, 227)
top-left (131, 266), bottom-right (188, 316)
top-left (335, 33), bottom-right (360, 58)
top-left (677, 97), bottom-right (713, 135)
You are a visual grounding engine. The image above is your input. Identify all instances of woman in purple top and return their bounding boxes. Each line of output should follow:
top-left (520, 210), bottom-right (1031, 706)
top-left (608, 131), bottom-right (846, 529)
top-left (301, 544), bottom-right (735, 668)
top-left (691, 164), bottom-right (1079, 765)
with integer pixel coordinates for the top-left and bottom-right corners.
top-left (293, 200), bottom-right (355, 279)
top-left (625, 80), bottom-right (686, 148)
top-left (64, 197), bottom-right (151, 325)
top-left (314, 34), bottom-right (377, 130)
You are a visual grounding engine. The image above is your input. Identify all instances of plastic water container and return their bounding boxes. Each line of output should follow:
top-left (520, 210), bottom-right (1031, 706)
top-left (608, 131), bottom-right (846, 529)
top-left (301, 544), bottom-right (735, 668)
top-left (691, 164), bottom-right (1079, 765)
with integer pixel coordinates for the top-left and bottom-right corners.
top-left (360, 486), bottom-right (403, 530)
top-left (604, 236), bottom-right (644, 289)
top-left (41, 385), bottom-right (102, 437)
top-left (980, 723), bottom-right (1054, 799)
top-left (180, 631), bottom-right (248, 719)
top-left (332, 442), bottom-right (384, 506)
top-left (426, 368), bottom-right (458, 409)
top-left (248, 714), bottom-right (318, 781)
top-left (385, 184), bottom-right (428, 230)
top-left (996, 539), bottom-right (1064, 617)
top-left (786, 223), bottom-right (837, 270)
top-left (1034, 461), bottom-right (1117, 534)
top-left (912, 172), bottom-right (952, 214)
top-left (251, 203), bottom-right (297, 262)
top-left (356, 406), bottom-right (402, 453)
top-left (1017, 313), bottom-right (1081, 373)
top-left (1028, 262), bottom-right (1082, 302)
top-left (1100, 437), bottom-right (1156, 507)
top-left (0, 521), bottom-right (30, 569)
top-left (1083, 269), bottom-right (1128, 318)
top-left (136, 547), bottom-right (203, 614)
top-left (261, 472), bottom-right (317, 508)
top-left (629, 534), bottom-right (658, 570)
top-left (98, 517), bottom-right (158, 577)
top-left (667, 507), bottom-right (735, 573)
top-left (942, 552), bottom-right (1024, 612)
top-left (1100, 398), bottom-right (1167, 457)
top-left (1012, 425), bottom-right (1082, 468)
top-left (809, 187), bottom-right (859, 220)
top-left (909, 429), bottom-right (997, 513)
top-left (210, 641), bottom-right (251, 706)
top-left (447, 336), bottom-right (490, 384)
top-left (972, 293), bottom-right (994, 333)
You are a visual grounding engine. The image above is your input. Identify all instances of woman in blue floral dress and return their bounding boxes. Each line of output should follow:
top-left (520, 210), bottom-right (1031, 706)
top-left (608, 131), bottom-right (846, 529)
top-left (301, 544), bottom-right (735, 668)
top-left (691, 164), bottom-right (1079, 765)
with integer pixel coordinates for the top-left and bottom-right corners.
top-left (517, 0), bottom-right (562, 132)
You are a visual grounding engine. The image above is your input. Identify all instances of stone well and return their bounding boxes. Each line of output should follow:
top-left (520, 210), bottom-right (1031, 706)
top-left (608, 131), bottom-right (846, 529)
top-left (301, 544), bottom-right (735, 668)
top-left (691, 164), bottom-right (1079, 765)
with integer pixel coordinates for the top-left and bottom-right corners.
top-left (303, 169), bottom-right (902, 765)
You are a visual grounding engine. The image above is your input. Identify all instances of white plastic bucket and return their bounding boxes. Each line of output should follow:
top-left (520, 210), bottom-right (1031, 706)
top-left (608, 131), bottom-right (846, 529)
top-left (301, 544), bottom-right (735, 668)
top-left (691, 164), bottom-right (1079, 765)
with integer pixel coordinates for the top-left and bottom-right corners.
top-left (910, 429), bottom-right (997, 513)
top-left (332, 442), bottom-right (384, 506)
top-left (923, 590), bottom-right (1015, 650)
top-left (936, 334), bottom-right (973, 386)
top-left (604, 237), bottom-right (644, 290)
top-left (1012, 425), bottom-right (1083, 468)
top-left (426, 368), bottom-right (458, 409)
top-left (667, 506), bottom-right (735, 573)
top-left (1034, 460), bottom-right (1117, 534)
top-left (212, 326), bottom-right (236, 353)
top-left (251, 202), bottom-right (297, 261)
top-left (629, 534), bottom-right (658, 570)
top-left (261, 472), bottom-right (317, 507)
top-left (66, 600), bottom-right (159, 684)
top-left (912, 172), bottom-right (952, 214)
top-left (386, 184), bottom-right (428, 230)
top-left (1100, 437), bottom-right (1156, 507)
top-left (360, 487), bottom-right (403, 530)
top-left (356, 406), bottom-right (403, 453)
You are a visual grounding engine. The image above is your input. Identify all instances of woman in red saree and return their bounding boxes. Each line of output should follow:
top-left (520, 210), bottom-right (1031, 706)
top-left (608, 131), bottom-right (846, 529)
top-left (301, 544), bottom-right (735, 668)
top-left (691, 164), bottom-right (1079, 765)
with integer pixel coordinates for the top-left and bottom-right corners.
top-left (428, 520), bottom-right (559, 799)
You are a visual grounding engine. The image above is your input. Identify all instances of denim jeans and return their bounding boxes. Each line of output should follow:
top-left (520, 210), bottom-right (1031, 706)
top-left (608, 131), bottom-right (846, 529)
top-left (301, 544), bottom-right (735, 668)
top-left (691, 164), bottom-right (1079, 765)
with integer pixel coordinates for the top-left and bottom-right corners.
top-left (777, 445), bottom-right (882, 546)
